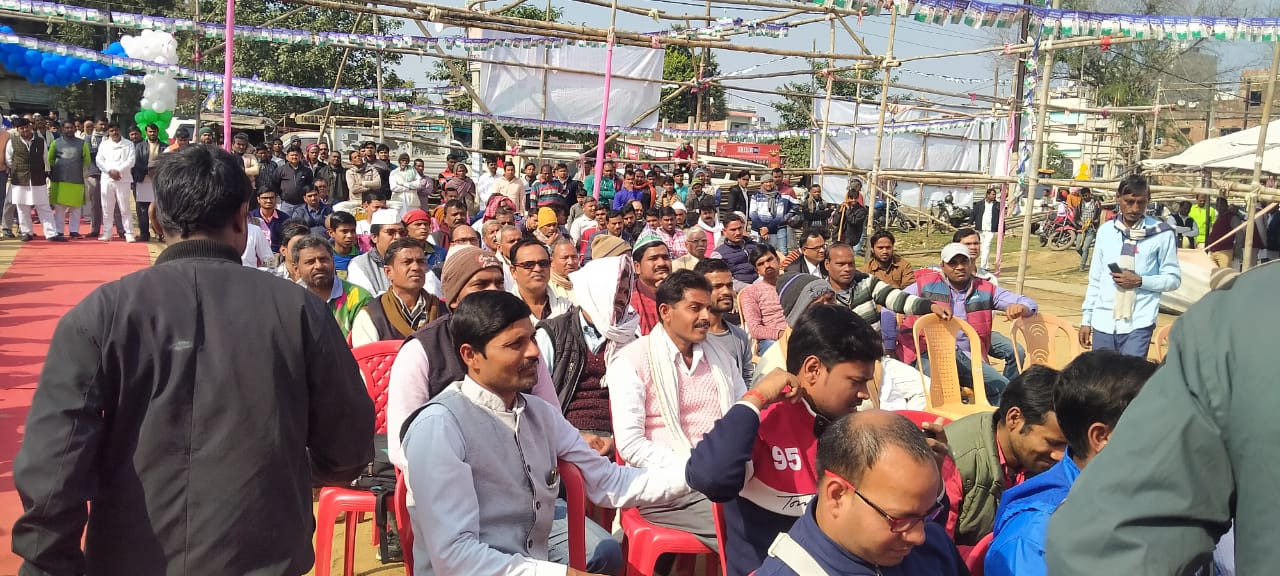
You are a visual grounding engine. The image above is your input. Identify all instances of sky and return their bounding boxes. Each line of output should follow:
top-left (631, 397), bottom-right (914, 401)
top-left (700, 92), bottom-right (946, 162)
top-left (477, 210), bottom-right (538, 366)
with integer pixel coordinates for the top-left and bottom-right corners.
top-left (390, 0), bottom-right (1276, 125)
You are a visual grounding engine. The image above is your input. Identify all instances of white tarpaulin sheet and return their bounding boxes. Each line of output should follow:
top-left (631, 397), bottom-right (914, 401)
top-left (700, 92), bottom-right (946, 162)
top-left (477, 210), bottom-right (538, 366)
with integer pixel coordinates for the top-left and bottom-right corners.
top-left (812, 100), bottom-right (1011, 208)
top-left (477, 30), bottom-right (664, 129)
top-left (1142, 119), bottom-right (1280, 174)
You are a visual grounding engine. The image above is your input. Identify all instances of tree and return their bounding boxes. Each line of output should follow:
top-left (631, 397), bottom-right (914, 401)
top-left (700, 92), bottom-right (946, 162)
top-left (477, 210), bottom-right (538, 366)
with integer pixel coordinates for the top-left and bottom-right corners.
top-left (659, 44), bottom-right (726, 124)
top-left (27, 0), bottom-right (404, 122)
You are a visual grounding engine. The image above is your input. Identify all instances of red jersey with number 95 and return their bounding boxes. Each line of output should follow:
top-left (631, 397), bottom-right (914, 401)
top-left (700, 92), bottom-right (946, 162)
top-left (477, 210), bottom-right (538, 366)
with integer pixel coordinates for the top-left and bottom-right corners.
top-left (741, 400), bottom-right (820, 517)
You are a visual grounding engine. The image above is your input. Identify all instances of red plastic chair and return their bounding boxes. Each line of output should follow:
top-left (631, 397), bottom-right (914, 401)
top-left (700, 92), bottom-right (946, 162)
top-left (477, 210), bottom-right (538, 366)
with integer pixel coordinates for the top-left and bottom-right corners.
top-left (559, 460), bottom-right (588, 571)
top-left (711, 502), bottom-right (729, 575)
top-left (615, 453), bottom-right (718, 576)
top-left (967, 532), bottom-right (993, 576)
top-left (895, 410), bottom-right (952, 428)
top-left (314, 340), bottom-right (401, 576)
top-left (395, 470), bottom-right (413, 576)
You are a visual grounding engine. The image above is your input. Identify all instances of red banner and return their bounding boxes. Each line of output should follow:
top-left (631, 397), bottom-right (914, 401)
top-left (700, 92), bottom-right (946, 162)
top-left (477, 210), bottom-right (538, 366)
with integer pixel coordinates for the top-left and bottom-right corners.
top-left (715, 143), bottom-right (781, 167)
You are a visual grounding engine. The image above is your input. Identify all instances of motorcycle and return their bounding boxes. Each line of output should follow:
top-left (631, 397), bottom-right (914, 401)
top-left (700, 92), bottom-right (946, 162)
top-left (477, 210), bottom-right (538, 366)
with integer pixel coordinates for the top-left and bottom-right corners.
top-left (931, 194), bottom-right (972, 230)
top-left (1038, 207), bottom-right (1080, 251)
top-left (873, 198), bottom-right (918, 232)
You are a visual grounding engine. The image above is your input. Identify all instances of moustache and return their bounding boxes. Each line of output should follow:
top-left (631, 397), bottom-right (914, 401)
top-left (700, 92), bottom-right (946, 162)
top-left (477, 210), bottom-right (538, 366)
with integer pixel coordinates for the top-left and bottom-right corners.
top-left (694, 321), bottom-right (711, 330)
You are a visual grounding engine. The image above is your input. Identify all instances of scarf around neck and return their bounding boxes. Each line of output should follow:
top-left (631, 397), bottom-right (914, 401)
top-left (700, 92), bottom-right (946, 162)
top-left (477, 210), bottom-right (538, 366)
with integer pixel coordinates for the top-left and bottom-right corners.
top-left (570, 255), bottom-right (641, 350)
top-left (1114, 218), bottom-right (1145, 322)
top-left (380, 289), bottom-right (439, 337)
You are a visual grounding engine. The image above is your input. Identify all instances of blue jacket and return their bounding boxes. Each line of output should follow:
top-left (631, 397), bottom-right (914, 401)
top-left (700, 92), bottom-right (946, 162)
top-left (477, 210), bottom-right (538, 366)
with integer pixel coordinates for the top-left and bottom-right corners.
top-left (714, 238), bottom-right (758, 285)
top-left (756, 501), bottom-right (965, 576)
top-left (748, 192), bottom-right (794, 233)
top-left (986, 451), bottom-right (1081, 576)
top-left (1081, 216), bottom-right (1180, 335)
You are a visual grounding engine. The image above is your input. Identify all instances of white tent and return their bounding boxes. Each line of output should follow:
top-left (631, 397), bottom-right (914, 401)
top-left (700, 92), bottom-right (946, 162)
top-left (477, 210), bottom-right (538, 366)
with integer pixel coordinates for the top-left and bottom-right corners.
top-left (1142, 119), bottom-right (1280, 174)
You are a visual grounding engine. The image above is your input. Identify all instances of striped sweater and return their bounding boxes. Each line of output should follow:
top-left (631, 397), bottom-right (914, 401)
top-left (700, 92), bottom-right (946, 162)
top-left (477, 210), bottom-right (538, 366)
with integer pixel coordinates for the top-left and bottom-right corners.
top-left (834, 271), bottom-right (934, 327)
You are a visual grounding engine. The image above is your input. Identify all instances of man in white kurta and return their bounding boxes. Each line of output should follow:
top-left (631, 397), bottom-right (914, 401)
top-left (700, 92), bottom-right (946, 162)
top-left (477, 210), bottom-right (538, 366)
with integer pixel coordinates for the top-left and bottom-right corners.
top-left (94, 124), bottom-right (137, 243)
top-left (5, 118), bottom-right (60, 242)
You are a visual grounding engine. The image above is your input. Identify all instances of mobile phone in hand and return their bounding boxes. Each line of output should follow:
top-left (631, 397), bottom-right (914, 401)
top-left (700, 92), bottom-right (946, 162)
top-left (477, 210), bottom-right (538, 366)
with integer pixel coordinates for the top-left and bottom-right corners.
top-left (1108, 263), bottom-right (1123, 274)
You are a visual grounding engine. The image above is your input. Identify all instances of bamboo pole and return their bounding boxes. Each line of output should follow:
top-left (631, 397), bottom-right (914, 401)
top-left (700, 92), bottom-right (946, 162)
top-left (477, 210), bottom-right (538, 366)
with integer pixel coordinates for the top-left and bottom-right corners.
top-left (588, 0), bottom-right (620, 201)
top-left (409, 18), bottom-right (516, 145)
top-left (1243, 40), bottom-right (1280, 271)
top-left (581, 86), bottom-right (689, 157)
top-left (283, 0), bottom-right (881, 60)
top-left (816, 20), bottom-right (837, 197)
top-left (536, 0), bottom-right (551, 166)
top-left (1014, 8), bottom-right (1060, 294)
top-left (864, 9), bottom-right (898, 251)
top-left (373, 8), bottom-right (385, 142)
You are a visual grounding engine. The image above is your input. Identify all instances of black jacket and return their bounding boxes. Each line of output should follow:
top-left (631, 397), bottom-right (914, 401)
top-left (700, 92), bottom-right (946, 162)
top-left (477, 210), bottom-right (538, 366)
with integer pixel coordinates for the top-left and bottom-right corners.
top-left (971, 199), bottom-right (1003, 233)
top-left (131, 139), bottom-right (158, 183)
top-left (12, 240), bottom-right (375, 576)
top-left (833, 202), bottom-right (867, 245)
top-left (274, 162), bottom-right (315, 205)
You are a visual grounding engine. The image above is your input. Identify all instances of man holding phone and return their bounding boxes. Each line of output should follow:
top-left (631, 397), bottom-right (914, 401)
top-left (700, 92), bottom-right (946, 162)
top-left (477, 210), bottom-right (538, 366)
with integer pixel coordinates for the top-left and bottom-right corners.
top-left (1080, 174), bottom-right (1181, 357)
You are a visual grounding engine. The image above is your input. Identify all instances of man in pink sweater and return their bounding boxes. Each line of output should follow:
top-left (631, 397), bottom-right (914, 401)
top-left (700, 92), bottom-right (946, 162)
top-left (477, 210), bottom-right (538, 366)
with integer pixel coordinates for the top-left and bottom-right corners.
top-left (609, 270), bottom-right (749, 552)
top-left (739, 244), bottom-right (789, 353)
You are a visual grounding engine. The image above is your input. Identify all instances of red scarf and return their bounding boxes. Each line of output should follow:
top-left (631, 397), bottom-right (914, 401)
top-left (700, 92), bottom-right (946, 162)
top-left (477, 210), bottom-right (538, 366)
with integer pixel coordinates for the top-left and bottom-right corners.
top-left (632, 282), bottom-right (660, 335)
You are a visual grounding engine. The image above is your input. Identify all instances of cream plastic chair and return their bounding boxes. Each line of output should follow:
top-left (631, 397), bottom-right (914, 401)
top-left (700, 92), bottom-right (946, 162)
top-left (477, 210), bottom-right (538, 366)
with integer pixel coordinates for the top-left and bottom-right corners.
top-left (912, 315), bottom-right (994, 420)
top-left (1009, 312), bottom-right (1081, 371)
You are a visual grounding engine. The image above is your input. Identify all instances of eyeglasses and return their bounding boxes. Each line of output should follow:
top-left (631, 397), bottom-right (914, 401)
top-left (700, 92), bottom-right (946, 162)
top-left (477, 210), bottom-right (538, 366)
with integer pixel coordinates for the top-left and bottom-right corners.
top-left (825, 469), bottom-right (945, 534)
top-left (802, 244), bottom-right (827, 252)
top-left (453, 236), bottom-right (481, 246)
top-left (514, 259), bottom-right (552, 271)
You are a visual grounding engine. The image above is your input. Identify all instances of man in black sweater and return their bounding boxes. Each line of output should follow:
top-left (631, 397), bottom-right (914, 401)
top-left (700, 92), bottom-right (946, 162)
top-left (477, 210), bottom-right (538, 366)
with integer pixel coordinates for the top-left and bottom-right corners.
top-left (12, 145), bottom-right (375, 576)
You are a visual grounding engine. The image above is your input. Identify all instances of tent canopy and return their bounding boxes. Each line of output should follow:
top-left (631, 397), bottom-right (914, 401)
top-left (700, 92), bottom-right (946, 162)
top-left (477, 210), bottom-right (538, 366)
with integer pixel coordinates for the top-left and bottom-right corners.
top-left (1142, 119), bottom-right (1280, 174)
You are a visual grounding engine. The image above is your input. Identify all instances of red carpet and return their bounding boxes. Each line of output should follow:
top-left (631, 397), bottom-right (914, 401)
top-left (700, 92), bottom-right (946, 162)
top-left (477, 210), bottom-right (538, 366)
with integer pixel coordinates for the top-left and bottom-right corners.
top-left (0, 233), bottom-right (151, 572)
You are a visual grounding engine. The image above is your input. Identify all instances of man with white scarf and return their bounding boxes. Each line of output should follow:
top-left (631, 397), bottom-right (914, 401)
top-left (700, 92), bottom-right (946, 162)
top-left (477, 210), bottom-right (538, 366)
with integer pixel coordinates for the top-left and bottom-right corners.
top-left (1080, 174), bottom-right (1180, 357)
top-left (609, 269), bottom-right (747, 550)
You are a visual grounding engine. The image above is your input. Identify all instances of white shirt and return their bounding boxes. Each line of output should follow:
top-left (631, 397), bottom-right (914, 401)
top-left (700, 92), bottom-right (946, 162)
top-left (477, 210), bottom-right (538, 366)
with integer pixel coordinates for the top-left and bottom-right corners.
top-left (476, 171), bottom-right (499, 206)
top-left (95, 137), bottom-right (137, 183)
top-left (386, 338), bottom-right (560, 471)
top-left (390, 167), bottom-right (428, 195)
top-left (982, 199), bottom-right (998, 231)
top-left (402, 377), bottom-right (691, 576)
top-left (608, 333), bottom-right (746, 470)
top-left (803, 258), bottom-right (823, 276)
top-left (241, 220), bottom-right (273, 268)
top-left (569, 214), bottom-right (596, 244)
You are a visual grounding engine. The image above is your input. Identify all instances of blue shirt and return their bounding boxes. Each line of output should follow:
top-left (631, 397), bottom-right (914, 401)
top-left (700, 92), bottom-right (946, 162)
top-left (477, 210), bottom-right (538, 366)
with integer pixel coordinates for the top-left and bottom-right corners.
top-left (1081, 216), bottom-right (1180, 335)
top-left (986, 451), bottom-right (1081, 576)
top-left (756, 500), bottom-right (964, 576)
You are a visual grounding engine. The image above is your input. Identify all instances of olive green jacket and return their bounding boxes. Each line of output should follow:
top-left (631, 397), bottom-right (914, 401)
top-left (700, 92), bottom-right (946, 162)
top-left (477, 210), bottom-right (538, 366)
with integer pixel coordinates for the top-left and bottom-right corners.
top-left (1044, 264), bottom-right (1277, 575)
top-left (944, 410), bottom-right (1004, 546)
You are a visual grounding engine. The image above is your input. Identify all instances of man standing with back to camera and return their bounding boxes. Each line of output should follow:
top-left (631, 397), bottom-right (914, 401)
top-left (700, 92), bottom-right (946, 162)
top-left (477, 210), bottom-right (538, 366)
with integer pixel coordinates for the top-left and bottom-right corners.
top-left (12, 145), bottom-right (376, 575)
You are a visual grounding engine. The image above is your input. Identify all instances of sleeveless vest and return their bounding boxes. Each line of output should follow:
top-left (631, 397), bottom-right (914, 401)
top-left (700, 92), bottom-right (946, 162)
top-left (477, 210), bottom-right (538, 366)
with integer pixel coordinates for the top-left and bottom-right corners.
top-left (407, 387), bottom-right (560, 576)
top-left (50, 137), bottom-right (86, 184)
top-left (899, 268), bottom-right (995, 365)
top-left (10, 135), bottom-right (46, 187)
top-left (943, 411), bottom-right (1005, 546)
top-left (538, 308), bottom-right (586, 410)
top-left (367, 292), bottom-right (439, 341)
top-left (406, 314), bottom-right (467, 400)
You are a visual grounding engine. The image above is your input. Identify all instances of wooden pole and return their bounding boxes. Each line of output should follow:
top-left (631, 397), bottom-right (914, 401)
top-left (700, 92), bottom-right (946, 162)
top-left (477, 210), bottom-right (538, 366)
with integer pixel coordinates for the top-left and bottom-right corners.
top-left (319, 14), bottom-right (365, 147)
top-left (816, 20), bottom-right (837, 197)
top-left (410, 18), bottom-right (516, 145)
top-left (864, 8), bottom-right (898, 251)
top-left (536, 0), bottom-right (551, 166)
top-left (373, 8), bottom-right (385, 142)
top-left (1243, 40), bottom-right (1280, 271)
top-left (1014, 3), bottom-right (1060, 294)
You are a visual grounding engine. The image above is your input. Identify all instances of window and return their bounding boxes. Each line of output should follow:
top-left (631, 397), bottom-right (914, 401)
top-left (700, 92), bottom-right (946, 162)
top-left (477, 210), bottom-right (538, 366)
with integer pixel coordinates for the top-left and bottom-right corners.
top-left (1180, 127), bottom-right (1192, 135)
top-left (1250, 90), bottom-right (1263, 106)
top-left (1221, 127), bottom-right (1242, 136)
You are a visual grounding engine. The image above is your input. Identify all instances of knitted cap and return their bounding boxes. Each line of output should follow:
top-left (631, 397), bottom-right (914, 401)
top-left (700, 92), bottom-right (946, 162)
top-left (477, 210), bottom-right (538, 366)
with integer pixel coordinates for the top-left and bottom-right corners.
top-left (441, 246), bottom-right (502, 305)
top-left (777, 273), bottom-right (834, 327)
top-left (590, 234), bottom-right (631, 260)
top-left (536, 206), bottom-right (558, 229)
top-left (632, 232), bottom-right (666, 259)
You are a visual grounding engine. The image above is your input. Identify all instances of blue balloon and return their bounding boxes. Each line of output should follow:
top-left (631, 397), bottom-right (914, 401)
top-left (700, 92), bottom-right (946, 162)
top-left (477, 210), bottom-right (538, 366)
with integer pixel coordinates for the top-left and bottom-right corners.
top-left (104, 42), bottom-right (124, 56)
top-left (23, 51), bottom-right (38, 65)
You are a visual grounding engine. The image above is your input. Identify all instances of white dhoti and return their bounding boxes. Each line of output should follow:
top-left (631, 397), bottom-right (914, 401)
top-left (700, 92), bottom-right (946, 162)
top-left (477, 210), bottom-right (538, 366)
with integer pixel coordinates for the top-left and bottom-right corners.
top-left (12, 183), bottom-right (56, 238)
top-left (101, 178), bottom-right (135, 241)
top-left (133, 177), bottom-right (155, 203)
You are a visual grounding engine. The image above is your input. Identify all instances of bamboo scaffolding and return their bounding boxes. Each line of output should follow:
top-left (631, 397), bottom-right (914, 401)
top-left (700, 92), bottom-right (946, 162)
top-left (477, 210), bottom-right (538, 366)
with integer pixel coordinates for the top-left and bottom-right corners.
top-left (1242, 41), bottom-right (1280, 271)
top-left (409, 19), bottom-right (516, 146)
top-left (1014, 0), bottom-right (1061, 294)
top-left (864, 9), bottom-right (899, 250)
top-left (282, 0), bottom-right (880, 61)
top-left (815, 21), bottom-right (838, 190)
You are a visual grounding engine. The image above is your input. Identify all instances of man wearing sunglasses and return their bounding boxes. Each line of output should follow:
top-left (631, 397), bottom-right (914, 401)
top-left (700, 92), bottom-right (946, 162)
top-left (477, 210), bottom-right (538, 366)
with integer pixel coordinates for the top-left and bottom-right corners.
top-left (755, 410), bottom-right (965, 575)
top-left (508, 237), bottom-right (572, 323)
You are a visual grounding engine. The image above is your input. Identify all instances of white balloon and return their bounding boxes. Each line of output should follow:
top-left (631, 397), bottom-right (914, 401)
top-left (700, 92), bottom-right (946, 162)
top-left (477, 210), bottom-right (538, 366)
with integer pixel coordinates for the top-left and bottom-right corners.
top-left (151, 101), bottom-right (166, 113)
top-left (430, 22), bottom-right (446, 35)
top-left (139, 97), bottom-right (152, 109)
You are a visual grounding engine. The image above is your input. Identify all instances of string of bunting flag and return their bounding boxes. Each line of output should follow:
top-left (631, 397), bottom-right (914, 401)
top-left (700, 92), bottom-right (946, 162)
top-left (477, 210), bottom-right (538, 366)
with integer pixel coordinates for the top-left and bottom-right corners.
top-left (0, 32), bottom-right (998, 142)
top-left (809, 0), bottom-right (1280, 42)
top-left (0, 0), bottom-right (786, 52)
top-left (106, 74), bottom-right (460, 99)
